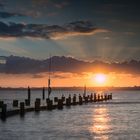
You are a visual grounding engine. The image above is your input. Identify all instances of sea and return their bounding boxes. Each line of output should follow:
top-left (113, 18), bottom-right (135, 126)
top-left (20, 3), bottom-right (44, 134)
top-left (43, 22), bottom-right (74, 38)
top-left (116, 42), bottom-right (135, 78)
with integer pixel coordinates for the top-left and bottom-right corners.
top-left (0, 88), bottom-right (140, 140)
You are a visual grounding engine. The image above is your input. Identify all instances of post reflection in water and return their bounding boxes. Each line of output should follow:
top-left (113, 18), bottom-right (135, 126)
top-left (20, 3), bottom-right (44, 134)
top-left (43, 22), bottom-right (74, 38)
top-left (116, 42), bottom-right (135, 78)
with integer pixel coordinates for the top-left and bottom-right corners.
top-left (89, 106), bottom-right (111, 140)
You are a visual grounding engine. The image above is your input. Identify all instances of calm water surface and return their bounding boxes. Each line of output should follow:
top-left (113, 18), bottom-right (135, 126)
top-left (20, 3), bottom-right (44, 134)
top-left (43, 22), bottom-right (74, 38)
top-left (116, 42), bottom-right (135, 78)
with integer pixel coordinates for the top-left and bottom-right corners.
top-left (0, 89), bottom-right (140, 140)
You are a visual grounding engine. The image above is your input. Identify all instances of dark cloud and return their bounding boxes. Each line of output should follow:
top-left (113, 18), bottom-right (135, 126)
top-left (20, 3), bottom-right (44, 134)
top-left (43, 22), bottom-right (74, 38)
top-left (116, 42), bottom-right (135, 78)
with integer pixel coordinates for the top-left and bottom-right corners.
top-left (0, 11), bottom-right (25, 18)
top-left (0, 21), bottom-right (108, 39)
top-left (0, 3), bottom-right (4, 8)
top-left (54, 1), bottom-right (69, 9)
top-left (31, 0), bottom-right (69, 8)
top-left (0, 55), bottom-right (140, 75)
top-left (52, 74), bottom-right (68, 79)
top-left (32, 74), bottom-right (45, 79)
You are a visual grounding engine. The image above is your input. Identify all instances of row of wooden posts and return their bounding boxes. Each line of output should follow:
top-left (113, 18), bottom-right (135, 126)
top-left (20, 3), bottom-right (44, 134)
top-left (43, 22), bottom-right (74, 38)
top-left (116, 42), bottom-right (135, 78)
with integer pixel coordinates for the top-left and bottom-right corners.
top-left (0, 88), bottom-right (112, 120)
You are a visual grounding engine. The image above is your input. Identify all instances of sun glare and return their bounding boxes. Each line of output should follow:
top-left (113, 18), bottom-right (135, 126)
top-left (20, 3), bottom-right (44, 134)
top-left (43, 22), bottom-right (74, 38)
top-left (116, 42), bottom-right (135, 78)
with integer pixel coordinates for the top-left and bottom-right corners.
top-left (94, 73), bottom-right (107, 85)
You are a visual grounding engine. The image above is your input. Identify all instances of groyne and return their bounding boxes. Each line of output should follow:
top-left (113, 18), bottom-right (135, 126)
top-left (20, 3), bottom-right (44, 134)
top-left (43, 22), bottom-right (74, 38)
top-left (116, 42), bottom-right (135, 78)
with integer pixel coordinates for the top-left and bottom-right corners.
top-left (0, 89), bottom-right (112, 121)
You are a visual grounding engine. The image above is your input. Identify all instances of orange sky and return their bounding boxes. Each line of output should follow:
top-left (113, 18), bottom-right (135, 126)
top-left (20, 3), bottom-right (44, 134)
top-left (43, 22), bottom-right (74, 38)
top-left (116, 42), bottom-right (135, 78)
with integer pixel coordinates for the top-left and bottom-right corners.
top-left (0, 72), bottom-right (139, 88)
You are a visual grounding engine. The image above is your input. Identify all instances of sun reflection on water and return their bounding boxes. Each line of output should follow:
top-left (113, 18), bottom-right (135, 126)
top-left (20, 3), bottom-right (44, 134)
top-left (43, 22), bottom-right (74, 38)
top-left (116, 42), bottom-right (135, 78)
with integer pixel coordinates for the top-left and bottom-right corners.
top-left (89, 107), bottom-right (110, 140)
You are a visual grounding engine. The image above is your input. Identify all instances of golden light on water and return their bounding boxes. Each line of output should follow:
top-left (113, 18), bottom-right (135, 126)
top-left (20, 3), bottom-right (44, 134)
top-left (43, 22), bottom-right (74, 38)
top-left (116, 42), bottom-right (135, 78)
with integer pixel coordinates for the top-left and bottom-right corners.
top-left (90, 107), bottom-right (110, 140)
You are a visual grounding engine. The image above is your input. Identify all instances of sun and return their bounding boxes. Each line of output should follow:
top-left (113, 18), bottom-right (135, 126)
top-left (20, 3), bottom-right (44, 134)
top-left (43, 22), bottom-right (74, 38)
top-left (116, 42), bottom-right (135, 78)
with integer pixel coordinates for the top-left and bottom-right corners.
top-left (94, 73), bottom-right (107, 84)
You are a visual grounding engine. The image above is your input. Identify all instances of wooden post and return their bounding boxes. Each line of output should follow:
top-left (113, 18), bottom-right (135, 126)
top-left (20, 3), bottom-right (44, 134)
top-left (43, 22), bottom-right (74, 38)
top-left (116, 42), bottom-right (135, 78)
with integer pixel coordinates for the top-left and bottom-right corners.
top-left (97, 94), bottom-right (100, 102)
top-left (66, 98), bottom-right (71, 106)
top-left (73, 94), bottom-right (76, 105)
top-left (85, 96), bottom-right (88, 103)
top-left (66, 95), bottom-right (71, 106)
top-left (107, 94), bottom-right (110, 100)
top-left (61, 94), bottom-right (65, 102)
top-left (1, 104), bottom-right (7, 120)
top-left (27, 86), bottom-right (31, 105)
top-left (101, 94), bottom-right (103, 101)
top-left (25, 99), bottom-right (30, 106)
top-left (94, 93), bottom-right (97, 102)
top-left (35, 98), bottom-right (41, 112)
top-left (69, 94), bottom-right (71, 102)
top-left (0, 101), bottom-right (4, 108)
top-left (13, 100), bottom-right (18, 107)
top-left (57, 99), bottom-right (63, 109)
top-left (90, 93), bottom-right (93, 102)
top-left (47, 99), bottom-right (53, 110)
top-left (104, 94), bottom-right (107, 101)
top-left (79, 94), bottom-right (83, 105)
top-left (110, 93), bottom-right (112, 100)
top-left (54, 97), bottom-right (58, 102)
top-left (20, 102), bottom-right (25, 116)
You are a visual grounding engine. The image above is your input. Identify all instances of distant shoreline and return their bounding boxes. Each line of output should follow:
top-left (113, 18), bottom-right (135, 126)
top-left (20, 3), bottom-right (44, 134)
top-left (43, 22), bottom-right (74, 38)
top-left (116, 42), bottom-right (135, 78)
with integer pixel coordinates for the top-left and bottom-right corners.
top-left (0, 86), bottom-right (140, 91)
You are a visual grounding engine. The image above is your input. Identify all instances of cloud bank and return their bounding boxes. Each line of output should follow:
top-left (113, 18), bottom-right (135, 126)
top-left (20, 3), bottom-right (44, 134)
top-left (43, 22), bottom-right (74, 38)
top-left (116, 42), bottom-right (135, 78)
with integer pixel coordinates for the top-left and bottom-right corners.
top-left (0, 21), bottom-right (109, 39)
top-left (0, 55), bottom-right (140, 75)
top-left (0, 11), bottom-right (25, 18)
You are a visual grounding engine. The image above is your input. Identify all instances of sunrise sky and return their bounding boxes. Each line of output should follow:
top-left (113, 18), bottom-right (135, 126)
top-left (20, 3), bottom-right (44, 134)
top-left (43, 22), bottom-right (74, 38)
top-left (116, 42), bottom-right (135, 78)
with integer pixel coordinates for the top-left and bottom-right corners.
top-left (0, 0), bottom-right (140, 87)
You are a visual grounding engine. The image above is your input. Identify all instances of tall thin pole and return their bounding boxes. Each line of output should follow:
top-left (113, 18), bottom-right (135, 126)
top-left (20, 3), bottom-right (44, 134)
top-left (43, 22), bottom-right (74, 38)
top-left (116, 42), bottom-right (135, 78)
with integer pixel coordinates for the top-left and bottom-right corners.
top-left (42, 87), bottom-right (45, 100)
top-left (28, 86), bottom-right (31, 101)
top-left (48, 55), bottom-right (52, 99)
top-left (84, 84), bottom-right (86, 96)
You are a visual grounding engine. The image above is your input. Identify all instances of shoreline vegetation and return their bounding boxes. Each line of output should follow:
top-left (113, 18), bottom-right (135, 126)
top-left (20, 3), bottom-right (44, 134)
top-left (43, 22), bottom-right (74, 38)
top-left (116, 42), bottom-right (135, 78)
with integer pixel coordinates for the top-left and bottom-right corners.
top-left (0, 86), bottom-right (140, 91)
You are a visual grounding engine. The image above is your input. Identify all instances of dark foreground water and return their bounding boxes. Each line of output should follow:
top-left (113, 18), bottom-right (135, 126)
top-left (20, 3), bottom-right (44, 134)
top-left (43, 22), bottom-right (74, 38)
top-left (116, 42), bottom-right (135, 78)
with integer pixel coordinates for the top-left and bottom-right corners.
top-left (0, 89), bottom-right (140, 140)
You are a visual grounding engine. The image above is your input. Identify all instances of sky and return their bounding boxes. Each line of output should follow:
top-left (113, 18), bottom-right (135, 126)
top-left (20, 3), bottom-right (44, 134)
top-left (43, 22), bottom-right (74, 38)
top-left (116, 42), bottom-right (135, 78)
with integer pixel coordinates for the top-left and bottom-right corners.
top-left (0, 0), bottom-right (140, 87)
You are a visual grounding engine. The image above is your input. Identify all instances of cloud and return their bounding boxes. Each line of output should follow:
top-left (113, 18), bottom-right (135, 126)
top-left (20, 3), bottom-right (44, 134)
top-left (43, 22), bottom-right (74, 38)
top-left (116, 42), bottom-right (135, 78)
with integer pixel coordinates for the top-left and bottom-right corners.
top-left (123, 32), bottom-right (136, 36)
top-left (0, 55), bottom-right (140, 75)
top-left (32, 74), bottom-right (45, 79)
top-left (50, 28), bottom-right (108, 40)
top-left (32, 72), bottom-right (72, 79)
top-left (31, 0), bottom-right (49, 5)
top-left (54, 1), bottom-right (69, 9)
top-left (0, 3), bottom-right (4, 8)
top-left (31, 0), bottom-right (69, 9)
top-left (47, 12), bottom-right (58, 17)
top-left (0, 20), bottom-right (109, 39)
top-left (24, 10), bottom-right (41, 18)
top-left (0, 11), bottom-right (25, 18)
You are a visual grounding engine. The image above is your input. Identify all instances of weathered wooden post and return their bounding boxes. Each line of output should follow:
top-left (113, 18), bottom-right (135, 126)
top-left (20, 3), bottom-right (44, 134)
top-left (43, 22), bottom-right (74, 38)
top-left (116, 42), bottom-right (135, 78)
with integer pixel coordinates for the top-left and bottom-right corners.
top-left (47, 99), bottom-right (53, 110)
top-left (69, 94), bottom-right (71, 102)
top-left (27, 86), bottom-right (31, 105)
top-left (90, 93), bottom-right (93, 102)
top-left (28, 86), bottom-right (31, 100)
top-left (54, 97), bottom-right (58, 103)
top-left (66, 98), bottom-right (70, 106)
top-left (110, 93), bottom-right (112, 100)
top-left (104, 94), bottom-right (107, 101)
top-left (107, 93), bottom-right (112, 100)
top-left (0, 101), bottom-right (4, 108)
top-left (73, 94), bottom-right (76, 105)
top-left (107, 94), bottom-right (110, 100)
top-left (94, 93), bottom-right (97, 102)
top-left (35, 98), bottom-right (41, 112)
top-left (13, 100), bottom-right (18, 107)
top-left (85, 96), bottom-right (88, 103)
top-left (101, 94), bottom-right (103, 101)
top-left (20, 102), bottom-right (25, 116)
top-left (79, 94), bottom-right (83, 105)
top-left (42, 87), bottom-right (45, 100)
top-left (25, 99), bottom-right (30, 106)
top-left (1, 104), bottom-right (7, 120)
top-left (66, 95), bottom-right (71, 106)
top-left (97, 94), bottom-right (100, 102)
top-left (57, 99), bottom-right (63, 109)
top-left (61, 94), bottom-right (65, 102)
